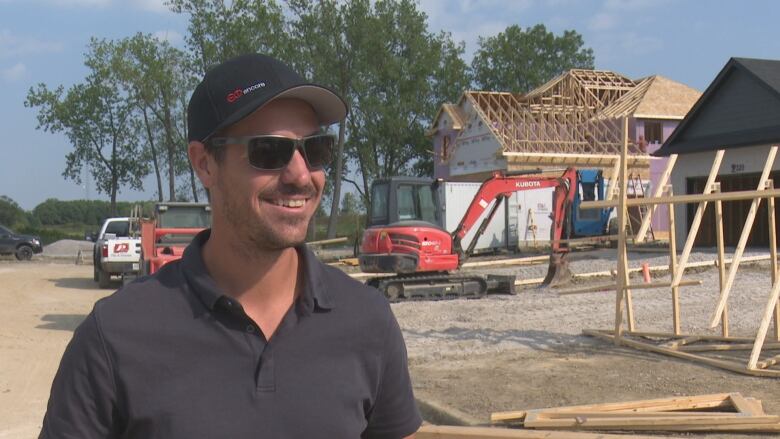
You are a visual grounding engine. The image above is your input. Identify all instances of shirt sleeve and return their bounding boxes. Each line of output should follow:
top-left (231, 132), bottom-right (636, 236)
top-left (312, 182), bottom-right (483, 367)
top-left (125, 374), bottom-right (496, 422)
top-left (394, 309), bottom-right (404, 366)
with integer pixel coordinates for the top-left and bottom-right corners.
top-left (363, 310), bottom-right (422, 439)
top-left (39, 309), bottom-right (120, 439)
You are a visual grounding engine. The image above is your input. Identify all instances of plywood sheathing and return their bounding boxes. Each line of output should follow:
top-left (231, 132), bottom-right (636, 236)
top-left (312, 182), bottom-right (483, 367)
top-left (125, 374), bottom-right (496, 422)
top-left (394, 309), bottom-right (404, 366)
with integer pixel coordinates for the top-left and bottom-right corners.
top-left (601, 75), bottom-right (702, 120)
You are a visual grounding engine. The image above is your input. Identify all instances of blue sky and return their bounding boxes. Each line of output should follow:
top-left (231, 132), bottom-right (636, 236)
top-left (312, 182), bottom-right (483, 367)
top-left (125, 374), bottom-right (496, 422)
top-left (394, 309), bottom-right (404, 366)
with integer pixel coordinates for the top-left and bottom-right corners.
top-left (1, 0), bottom-right (778, 210)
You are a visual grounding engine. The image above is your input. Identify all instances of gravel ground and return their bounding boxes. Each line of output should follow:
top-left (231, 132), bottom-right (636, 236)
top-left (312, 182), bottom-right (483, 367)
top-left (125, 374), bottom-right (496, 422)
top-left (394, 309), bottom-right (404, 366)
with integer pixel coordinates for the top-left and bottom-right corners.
top-left (387, 247), bottom-right (780, 437)
top-left (393, 247), bottom-right (776, 361)
top-left (42, 239), bottom-right (94, 258)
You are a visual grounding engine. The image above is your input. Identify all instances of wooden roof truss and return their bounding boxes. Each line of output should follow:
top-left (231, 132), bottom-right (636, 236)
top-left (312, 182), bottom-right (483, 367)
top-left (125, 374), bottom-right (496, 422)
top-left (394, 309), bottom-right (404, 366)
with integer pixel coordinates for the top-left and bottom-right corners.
top-left (466, 70), bottom-right (644, 156)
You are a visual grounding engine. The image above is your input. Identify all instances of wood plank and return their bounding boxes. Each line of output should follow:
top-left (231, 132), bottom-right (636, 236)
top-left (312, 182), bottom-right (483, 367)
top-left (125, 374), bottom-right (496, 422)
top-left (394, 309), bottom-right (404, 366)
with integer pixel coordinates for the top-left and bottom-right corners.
top-left (757, 353), bottom-right (780, 369)
top-left (714, 184), bottom-right (728, 337)
top-left (769, 180), bottom-right (780, 341)
top-left (582, 329), bottom-right (780, 377)
top-left (678, 343), bottom-right (780, 352)
top-left (558, 280), bottom-right (701, 296)
top-left (496, 393), bottom-right (732, 417)
top-left (463, 256), bottom-right (549, 268)
top-left (670, 150), bottom-right (724, 291)
top-left (580, 187), bottom-right (780, 209)
top-left (416, 425), bottom-right (665, 439)
top-left (667, 186), bottom-right (681, 335)
top-left (711, 146), bottom-right (778, 328)
top-left (524, 414), bottom-right (780, 429)
top-left (615, 117), bottom-right (630, 340)
top-left (750, 276), bottom-right (780, 369)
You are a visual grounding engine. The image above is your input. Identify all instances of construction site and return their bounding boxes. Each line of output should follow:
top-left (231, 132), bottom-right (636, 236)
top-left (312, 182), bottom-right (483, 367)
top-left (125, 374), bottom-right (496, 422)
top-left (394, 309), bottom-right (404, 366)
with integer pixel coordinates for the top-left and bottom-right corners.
top-left (3, 57), bottom-right (780, 438)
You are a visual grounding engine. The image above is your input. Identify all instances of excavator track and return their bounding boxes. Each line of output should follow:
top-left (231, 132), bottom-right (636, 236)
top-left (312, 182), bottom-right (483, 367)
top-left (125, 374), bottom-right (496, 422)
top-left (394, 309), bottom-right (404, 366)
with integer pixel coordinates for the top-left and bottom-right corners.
top-left (366, 272), bottom-right (516, 302)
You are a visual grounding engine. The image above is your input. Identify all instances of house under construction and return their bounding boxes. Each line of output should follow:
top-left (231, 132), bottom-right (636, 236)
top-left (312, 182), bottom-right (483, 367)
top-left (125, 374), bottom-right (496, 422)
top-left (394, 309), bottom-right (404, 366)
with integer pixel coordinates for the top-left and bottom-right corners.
top-left (428, 69), bottom-right (701, 240)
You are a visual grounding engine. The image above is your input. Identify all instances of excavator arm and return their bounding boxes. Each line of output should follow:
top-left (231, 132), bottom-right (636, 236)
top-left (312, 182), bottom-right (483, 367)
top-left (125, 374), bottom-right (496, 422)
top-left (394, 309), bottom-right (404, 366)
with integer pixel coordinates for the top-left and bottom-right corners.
top-left (450, 168), bottom-right (578, 263)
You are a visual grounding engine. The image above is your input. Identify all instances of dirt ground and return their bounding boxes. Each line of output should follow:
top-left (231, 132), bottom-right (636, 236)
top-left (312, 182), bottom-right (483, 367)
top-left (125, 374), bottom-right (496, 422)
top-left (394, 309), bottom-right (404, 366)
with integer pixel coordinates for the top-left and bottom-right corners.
top-left (2, 254), bottom-right (780, 438)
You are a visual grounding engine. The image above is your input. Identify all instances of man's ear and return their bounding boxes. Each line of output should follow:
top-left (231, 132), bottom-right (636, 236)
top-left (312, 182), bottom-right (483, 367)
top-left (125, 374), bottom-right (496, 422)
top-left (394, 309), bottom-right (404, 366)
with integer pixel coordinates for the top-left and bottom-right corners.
top-left (188, 141), bottom-right (216, 189)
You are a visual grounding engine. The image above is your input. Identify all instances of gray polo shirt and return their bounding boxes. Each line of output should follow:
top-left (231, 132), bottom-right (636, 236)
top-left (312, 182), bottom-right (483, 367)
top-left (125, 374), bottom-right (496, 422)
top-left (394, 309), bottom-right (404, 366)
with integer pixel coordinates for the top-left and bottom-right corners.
top-left (41, 230), bottom-right (421, 438)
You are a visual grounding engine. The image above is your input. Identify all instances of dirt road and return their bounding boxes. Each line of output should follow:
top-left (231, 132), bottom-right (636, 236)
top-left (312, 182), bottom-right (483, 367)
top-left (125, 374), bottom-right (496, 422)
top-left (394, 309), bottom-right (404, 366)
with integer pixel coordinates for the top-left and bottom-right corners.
top-left (2, 257), bottom-right (780, 438)
top-left (0, 262), bottom-right (111, 438)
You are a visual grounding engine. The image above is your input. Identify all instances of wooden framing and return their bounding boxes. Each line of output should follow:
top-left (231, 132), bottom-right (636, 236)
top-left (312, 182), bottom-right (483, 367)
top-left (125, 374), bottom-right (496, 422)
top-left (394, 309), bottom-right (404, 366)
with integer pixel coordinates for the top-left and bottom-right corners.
top-left (465, 70), bottom-right (645, 157)
top-left (416, 425), bottom-right (665, 438)
top-left (580, 143), bottom-right (780, 376)
top-left (489, 393), bottom-right (780, 433)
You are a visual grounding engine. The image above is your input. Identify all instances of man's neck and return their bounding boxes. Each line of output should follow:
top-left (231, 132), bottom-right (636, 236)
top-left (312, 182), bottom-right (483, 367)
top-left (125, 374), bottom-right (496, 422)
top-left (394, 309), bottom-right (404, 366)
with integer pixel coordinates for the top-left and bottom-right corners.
top-left (201, 226), bottom-right (301, 309)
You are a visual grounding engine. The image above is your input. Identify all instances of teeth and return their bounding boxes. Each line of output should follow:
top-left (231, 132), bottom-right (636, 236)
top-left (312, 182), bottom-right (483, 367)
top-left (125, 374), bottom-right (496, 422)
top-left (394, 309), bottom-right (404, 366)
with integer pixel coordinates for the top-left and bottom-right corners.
top-left (273, 199), bottom-right (306, 208)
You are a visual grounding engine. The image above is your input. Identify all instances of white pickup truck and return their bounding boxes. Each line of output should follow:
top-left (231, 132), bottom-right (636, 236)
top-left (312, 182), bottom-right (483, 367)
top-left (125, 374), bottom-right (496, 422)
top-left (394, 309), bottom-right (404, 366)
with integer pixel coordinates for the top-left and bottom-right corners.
top-left (93, 217), bottom-right (142, 288)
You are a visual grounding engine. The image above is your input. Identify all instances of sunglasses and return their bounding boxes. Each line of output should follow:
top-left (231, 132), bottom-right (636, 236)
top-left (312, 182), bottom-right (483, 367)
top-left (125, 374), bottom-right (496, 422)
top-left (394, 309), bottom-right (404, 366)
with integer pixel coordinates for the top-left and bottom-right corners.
top-left (209, 134), bottom-right (335, 171)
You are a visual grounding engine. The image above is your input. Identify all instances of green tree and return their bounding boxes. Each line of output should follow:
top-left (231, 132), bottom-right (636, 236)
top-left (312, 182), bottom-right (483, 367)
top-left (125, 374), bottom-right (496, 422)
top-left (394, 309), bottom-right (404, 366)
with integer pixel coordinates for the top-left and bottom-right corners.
top-left (290, 0), bottom-right (469, 219)
top-left (471, 24), bottom-right (594, 93)
top-left (346, 0), bottom-right (469, 207)
top-left (168, 0), bottom-right (288, 73)
top-left (0, 196), bottom-right (26, 227)
top-left (339, 191), bottom-right (362, 215)
top-left (25, 39), bottom-right (149, 215)
top-left (287, 0), bottom-right (370, 238)
top-left (113, 33), bottom-right (197, 202)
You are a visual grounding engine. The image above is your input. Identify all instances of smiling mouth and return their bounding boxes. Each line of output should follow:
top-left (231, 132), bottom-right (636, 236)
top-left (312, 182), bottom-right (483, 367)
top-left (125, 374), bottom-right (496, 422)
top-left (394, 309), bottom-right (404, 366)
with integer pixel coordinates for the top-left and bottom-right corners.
top-left (267, 198), bottom-right (308, 208)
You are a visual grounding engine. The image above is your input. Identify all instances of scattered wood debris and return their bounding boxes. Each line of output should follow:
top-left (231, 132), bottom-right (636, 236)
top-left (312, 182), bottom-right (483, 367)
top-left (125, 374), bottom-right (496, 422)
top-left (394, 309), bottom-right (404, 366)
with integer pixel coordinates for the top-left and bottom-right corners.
top-left (490, 393), bottom-right (780, 433)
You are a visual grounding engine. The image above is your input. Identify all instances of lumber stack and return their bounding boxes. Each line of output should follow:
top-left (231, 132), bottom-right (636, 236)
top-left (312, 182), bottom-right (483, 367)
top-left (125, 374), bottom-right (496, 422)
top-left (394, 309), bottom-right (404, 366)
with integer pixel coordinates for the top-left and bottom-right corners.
top-left (490, 393), bottom-right (780, 433)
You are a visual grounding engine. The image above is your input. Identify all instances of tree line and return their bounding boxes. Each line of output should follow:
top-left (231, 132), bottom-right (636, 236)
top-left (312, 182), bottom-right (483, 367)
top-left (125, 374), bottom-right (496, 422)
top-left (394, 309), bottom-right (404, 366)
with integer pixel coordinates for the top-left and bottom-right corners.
top-left (25, 0), bottom-right (594, 238)
top-left (0, 196), bottom-right (155, 228)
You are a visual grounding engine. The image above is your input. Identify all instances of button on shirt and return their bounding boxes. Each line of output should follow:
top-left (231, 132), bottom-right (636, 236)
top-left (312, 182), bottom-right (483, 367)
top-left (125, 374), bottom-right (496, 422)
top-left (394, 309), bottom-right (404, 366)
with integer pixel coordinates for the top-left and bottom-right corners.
top-left (40, 230), bottom-right (422, 438)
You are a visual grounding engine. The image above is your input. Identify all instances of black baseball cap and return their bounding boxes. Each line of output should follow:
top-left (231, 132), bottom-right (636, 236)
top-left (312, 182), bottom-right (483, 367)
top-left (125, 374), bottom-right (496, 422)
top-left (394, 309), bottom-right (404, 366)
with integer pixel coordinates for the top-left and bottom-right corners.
top-left (187, 53), bottom-right (348, 142)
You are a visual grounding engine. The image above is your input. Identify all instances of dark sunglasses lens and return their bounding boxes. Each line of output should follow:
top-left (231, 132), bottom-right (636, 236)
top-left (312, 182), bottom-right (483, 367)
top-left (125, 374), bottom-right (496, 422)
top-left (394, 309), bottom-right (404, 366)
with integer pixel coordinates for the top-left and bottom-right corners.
top-left (247, 137), bottom-right (295, 170)
top-left (302, 136), bottom-right (334, 168)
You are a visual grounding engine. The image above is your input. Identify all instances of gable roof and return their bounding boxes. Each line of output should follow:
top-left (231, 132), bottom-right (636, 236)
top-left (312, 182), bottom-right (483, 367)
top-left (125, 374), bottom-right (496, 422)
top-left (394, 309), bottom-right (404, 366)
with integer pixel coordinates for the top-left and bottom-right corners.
top-left (599, 75), bottom-right (700, 120)
top-left (654, 57), bottom-right (780, 156)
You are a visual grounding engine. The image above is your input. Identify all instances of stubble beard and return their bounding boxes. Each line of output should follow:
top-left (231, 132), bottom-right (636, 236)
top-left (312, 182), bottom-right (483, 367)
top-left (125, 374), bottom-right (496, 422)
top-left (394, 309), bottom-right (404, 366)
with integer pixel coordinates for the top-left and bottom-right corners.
top-left (219, 182), bottom-right (317, 254)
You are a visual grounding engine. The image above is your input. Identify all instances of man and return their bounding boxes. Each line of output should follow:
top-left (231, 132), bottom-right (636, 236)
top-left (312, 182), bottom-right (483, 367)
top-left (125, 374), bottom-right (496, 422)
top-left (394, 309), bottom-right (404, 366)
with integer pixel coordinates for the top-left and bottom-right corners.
top-left (40, 53), bottom-right (422, 439)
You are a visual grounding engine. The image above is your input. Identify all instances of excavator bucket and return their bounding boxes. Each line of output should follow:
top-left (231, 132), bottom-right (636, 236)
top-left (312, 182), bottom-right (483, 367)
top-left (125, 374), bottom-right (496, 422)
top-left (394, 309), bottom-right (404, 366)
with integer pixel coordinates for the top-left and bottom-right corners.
top-left (541, 252), bottom-right (572, 288)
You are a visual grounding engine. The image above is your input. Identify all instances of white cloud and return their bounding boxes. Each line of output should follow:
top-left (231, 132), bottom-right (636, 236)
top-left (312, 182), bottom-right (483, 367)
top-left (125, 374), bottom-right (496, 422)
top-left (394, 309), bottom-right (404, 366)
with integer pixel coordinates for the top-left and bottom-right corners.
top-left (129, 0), bottom-right (173, 13)
top-left (1, 62), bottom-right (27, 81)
top-left (588, 12), bottom-right (616, 31)
top-left (0, 30), bottom-right (65, 59)
top-left (45, 0), bottom-right (111, 6)
top-left (152, 30), bottom-right (183, 46)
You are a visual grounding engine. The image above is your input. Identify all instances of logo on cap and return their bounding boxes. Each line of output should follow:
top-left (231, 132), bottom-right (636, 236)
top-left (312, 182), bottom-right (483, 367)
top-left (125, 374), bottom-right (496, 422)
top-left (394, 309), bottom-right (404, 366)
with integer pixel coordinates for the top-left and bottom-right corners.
top-left (226, 81), bottom-right (267, 103)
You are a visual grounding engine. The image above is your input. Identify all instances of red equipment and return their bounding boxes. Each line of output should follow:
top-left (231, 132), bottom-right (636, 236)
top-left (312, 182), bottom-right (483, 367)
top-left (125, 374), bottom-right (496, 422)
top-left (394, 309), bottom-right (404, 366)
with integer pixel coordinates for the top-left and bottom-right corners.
top-left (138, 202), bottom-right (211, 275)
top-left (358, 168), bottom-right (578, 299)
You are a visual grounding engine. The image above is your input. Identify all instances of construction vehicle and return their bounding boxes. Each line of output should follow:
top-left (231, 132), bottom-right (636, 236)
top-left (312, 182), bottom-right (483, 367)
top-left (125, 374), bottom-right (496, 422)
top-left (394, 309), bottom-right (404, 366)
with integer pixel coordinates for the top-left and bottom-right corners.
top-left (358, 168), bottom-right (613, 300)
top-left (138, 202), bottom-right (211, 276)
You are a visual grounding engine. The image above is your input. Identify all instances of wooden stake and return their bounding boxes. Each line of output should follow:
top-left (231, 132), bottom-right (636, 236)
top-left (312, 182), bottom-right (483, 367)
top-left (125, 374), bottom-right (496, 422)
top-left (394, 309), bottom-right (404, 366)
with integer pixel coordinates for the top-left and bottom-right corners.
top-left (768, 180), bottom-right (779, 341)
top-left (615, 117), bottom-right (631, 340)
top-left (749, 256), bottom-right (780, 368)
top-left (666, 186), bottom-right (681, 335)
top-left (711, 145), bottom-right (778, 328)
top-left (671, 149), bottom-right (724, 289)
top-left (605, 159), bottom-right (620, 201)
top-left (714, 182), bottom-right (728, 337)
top-left (634, 154), bottom-right (677, 243)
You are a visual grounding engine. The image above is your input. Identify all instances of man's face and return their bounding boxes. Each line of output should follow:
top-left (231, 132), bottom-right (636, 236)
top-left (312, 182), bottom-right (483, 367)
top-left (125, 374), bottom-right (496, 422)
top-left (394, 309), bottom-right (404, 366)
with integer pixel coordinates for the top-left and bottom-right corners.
top-left (209, 98), bottom-right (325, 251)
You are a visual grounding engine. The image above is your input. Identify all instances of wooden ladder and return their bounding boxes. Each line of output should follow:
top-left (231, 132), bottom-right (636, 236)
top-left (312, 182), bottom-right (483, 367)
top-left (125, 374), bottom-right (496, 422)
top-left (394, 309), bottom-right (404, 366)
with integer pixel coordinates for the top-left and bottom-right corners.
top-left (627, 173), bottom-right (654, 241)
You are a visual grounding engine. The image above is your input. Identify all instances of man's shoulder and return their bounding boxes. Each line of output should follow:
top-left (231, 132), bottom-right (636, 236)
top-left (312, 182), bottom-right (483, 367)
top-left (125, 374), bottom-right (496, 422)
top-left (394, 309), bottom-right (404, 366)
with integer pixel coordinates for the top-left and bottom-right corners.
top-left (92, 260), bottom-right (191, 326)
top-left (316, 262), bottom-right (391, 313)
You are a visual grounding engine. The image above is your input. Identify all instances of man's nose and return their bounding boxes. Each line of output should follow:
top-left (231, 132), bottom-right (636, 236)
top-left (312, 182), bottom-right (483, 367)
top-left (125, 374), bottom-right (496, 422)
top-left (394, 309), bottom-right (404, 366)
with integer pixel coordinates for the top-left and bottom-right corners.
top-left (279, 148), bottom-right (313, 187)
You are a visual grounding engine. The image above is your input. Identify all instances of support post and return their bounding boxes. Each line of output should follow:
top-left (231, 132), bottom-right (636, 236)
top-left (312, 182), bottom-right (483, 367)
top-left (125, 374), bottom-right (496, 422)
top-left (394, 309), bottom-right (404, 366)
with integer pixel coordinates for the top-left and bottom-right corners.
top-left (615, 117), bottom-right (632, 339)
top-left (666, 185), bottom-right (680, 335)
top-left (714, 183), bottom-right (728, 337)
top-left (767, 180), bottom-right (779, 341)
top-left (710, 146), bottom-right (778, 327)
top-left (671, 150), bottom-right (724, 289)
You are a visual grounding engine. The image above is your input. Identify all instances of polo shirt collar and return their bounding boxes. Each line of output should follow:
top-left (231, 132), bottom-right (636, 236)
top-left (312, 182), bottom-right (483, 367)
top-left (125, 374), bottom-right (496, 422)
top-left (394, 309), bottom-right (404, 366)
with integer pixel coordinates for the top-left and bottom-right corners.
top-left (180, 229), bottom-right (334, 314)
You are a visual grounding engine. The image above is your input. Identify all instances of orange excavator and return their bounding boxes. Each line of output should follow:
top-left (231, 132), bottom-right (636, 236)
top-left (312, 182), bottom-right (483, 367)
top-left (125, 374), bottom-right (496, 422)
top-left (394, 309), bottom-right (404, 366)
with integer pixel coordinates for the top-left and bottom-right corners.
top-left (358, 168), bottom-right (581, 300)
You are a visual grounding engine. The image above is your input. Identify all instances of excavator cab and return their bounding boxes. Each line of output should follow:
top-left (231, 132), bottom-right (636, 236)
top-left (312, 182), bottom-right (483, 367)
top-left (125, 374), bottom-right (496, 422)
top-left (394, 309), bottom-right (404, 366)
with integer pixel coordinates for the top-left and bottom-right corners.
top-left (367, 177), bottom-right (441, 228)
